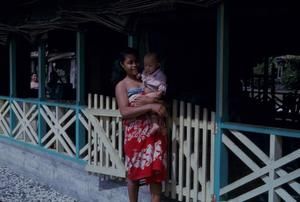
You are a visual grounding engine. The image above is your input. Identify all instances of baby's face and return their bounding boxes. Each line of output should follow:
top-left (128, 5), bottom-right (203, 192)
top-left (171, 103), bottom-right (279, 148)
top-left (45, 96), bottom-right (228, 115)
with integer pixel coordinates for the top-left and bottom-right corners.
top-left (143, 56), bottom-right (160, 75)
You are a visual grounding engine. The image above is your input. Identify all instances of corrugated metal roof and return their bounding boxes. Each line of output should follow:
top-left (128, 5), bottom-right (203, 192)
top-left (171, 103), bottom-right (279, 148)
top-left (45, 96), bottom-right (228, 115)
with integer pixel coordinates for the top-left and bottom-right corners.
top-left (0, 0), bottom-right (221, 45)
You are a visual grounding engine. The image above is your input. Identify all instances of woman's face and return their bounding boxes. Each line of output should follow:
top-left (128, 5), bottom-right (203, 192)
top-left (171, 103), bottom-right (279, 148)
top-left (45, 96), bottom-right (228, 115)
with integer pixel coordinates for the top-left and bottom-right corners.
top-left (121, 54), bottom-right (139, 77)
top-left (31, 74), bottom-right (38, 81)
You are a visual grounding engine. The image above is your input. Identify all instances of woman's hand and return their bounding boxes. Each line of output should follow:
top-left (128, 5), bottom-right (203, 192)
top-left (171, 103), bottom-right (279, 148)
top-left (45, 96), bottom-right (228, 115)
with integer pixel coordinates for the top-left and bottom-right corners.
top-left (150, 103), bottom-right (167, 117)
top-left (132, 95), bottom-right (158, 107)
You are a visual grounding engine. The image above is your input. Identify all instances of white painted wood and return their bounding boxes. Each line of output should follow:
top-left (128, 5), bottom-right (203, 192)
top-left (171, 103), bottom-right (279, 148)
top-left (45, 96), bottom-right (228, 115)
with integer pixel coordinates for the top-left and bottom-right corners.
top-left (272, 169), bottom-right (300, 201)
top-left (269, 134), bottom-right (282, 202)
top-left (171, 100), bottom-right (178, 199)
top-left (99, 95), bottom-right (104, 165)
top-left (210, 111), bottom-right (215, 196)
top-left (4, 93), bottom-right (300, 202)
top-left (229, 168), bottom-right (300, 202)
top-left (0, 100), bottom-right (10, 135)
top-left (228, 184), bottom-right (269, 202)
top-left (232, 130), bottom-right (300, 194)
top-left (118, 116), bottom-right (123, 158)
top-left (11, 102), bottom-right (38, 144)
top-left (193, 105), bottom-right (200, 202)
top-left (202, 108), bottom-right (208, 202)
top-left (99, 95), bottom-right (104, 109)
top-left (94, 94), bottom-right (98, 109)
top-left (274, 187), bottom-right (297, 202)
top-left (40, 105), bottom-right (76, 156)
top-left (231, 130), bottom-right (270, 163)
top-left (276, 169), bottom-right (300, 195)
top-left (178, 101), bottom-right (184, 201)
top-left (87, 113), bottom-right (92, 165)
top-left (13, 110), bottom-right (38, 143)
top-left (221, 163), bottom-right (272, 195)
top-left (88, 93), bottom-right (91, 108)
top-left (111, 98), bottom-right (116, 169)
top-left (2, 94), bottom-right (219, 202)
top-left (85, 94), bottom-right (216, 202)
top-left (56, 107), bottom-right (64, 153)
top-left (85, 112), bottom-right (126, 177)
top-left (222, 134), bottom-right (263, 177)
top-left (222, 132), bottom-right (300, 201)
top-left (105, 96), bottom-right (110, 168)
top-left (85, 109), bottom-right (121, 117)
top-left (185, 103), bottom-right (191, 202)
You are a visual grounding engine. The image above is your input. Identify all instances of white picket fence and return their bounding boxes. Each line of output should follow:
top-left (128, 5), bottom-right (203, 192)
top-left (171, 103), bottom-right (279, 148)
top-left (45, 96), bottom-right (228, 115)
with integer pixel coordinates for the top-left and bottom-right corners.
top-left (1, 95), bottom-right (299, 201)
top-left (85, 94), bottom-right (216, 202)
top-left (84, 94), bottom-right (125, 177)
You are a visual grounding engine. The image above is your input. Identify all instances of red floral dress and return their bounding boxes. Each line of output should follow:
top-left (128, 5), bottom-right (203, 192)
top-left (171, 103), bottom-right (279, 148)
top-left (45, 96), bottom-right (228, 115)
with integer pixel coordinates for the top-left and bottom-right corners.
top-left (123, 88), bottom-right (167, 184)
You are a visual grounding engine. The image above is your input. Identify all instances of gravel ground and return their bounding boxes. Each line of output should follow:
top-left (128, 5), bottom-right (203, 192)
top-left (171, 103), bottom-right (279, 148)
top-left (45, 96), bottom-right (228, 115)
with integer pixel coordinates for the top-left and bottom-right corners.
top-left (0, 166), bottom-right (77, 202)
top-left (0, 165), bottom-right (177, 202)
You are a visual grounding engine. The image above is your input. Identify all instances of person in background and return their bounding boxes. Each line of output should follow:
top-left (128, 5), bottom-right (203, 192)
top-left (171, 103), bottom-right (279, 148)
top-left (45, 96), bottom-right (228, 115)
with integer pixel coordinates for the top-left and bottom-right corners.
top-left (30, 73), bottom-right (39, 90)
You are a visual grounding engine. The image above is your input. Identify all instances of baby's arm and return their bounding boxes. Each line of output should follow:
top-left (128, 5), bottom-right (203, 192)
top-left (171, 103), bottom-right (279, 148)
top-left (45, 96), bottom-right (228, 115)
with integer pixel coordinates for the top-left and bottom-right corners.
top-left (158, 83), bottom-right (167, 95)
top-left (145, 91), bottom-right (161, 99)
top-left (156, 70), bottom-right (167, 96)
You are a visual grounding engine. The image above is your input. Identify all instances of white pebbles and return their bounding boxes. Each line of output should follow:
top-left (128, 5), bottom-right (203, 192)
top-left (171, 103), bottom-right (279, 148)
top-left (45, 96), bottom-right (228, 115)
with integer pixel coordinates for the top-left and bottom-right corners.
top-left (0, 166), bottom-right (77, 202)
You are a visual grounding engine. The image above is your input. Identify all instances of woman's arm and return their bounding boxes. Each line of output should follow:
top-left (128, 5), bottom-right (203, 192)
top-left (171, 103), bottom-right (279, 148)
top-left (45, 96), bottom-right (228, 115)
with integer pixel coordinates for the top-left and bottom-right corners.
top-left (115, 82), bottom-right (165, 119)
top-left (131, 94), bottom-right (164, 106)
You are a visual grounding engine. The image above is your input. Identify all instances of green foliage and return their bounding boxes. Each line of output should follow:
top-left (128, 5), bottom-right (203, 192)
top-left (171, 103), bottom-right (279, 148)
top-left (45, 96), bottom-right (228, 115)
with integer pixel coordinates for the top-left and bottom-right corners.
top-left (253, 62), bottom-right (264, 75)
top-left (281, 59), bottom-right (300, 90)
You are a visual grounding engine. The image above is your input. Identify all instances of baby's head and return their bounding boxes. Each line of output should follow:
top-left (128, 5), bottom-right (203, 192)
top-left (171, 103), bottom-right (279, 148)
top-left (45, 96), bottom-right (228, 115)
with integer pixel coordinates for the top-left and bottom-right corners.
top-left (143, 52), bottom-right (160, 75)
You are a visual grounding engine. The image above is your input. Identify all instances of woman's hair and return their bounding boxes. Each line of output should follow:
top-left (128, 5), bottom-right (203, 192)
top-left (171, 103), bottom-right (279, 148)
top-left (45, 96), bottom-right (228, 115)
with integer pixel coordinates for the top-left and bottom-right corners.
top-left (111, 47), bottom-right (139, 87)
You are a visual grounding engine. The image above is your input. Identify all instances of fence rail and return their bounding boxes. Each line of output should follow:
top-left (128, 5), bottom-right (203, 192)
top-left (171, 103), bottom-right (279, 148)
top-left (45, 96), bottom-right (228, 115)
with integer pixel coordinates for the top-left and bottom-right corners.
top-left (1, 95), bottom-right (300, 201)
top-left (0, 97), bottom-right (86, 158)
top-left (219, 122), bottom-right (300, 202)
top-left (244, 88), bottom-right (300, 123)
top-left (85, 94), bottom-right (216, 202)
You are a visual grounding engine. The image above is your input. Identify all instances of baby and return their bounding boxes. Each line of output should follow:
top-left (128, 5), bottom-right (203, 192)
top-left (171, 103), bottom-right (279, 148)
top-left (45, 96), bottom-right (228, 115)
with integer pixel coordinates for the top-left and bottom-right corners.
top-left (139, 52), bottom-right (167, 135)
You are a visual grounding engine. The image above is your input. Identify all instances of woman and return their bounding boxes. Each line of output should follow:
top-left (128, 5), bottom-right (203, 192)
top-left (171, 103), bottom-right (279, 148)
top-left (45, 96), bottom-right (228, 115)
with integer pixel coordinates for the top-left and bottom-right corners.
top-left (30, 73), bottom-right (39, 90)
top-left (114, 48), bottom-right (167, 202)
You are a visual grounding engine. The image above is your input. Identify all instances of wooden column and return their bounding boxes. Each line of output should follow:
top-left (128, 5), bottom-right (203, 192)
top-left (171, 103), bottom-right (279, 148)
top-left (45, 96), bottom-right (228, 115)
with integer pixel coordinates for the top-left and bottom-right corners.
top-left (9, 37), bottom-right (16, 137)
top-left (9, 38), bottom-right (16, 97)
top-left (128, 34), bottom-right (138, 48)
top-left (269, 135), bottom-right (282, 202)
top-left (38, 42), bottom-right (46, 100)
top-left (76, 31), bottom-right (86, 158)
top-left (214, 1), bottom-right (229, 201)
top-left (76, 31), bottom-right (85, 105)
top-left (38, 41), bottom-right (46, 145)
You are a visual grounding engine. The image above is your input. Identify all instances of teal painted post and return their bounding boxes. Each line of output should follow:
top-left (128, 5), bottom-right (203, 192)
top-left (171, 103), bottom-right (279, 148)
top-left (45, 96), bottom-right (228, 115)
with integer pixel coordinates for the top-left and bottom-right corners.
top-left (9, 37), bottom-right (16, 137)
top-left (38, 42), bottom-right (46, 100)
top-left (76, 31), bottom-right (85, 105)
top-left (263, 57), bottom-right (269, 104)
top-left (128, 34), bottom-right (137, 48)
top-left (9, 38), bottom-right (16, 97)
top-left (214, 2), bottom-right (229, 201)
top-left (75, 31), bottom-right (85, 158)
top-left (38, 42), bottom-right (46, 145)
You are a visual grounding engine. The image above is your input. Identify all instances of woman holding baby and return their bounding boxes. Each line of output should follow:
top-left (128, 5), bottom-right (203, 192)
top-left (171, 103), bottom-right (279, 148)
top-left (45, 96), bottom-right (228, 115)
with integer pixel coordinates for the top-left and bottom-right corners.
top-left (113, 47), bottom-right (168, 202)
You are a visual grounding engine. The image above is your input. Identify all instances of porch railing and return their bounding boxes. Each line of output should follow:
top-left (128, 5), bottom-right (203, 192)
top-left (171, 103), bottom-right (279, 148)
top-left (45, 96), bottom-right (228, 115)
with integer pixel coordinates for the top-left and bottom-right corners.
top-left (0, 96), bottom-right (90, 160)
top-left (85, 93), bottom-right (216, 202)
top-left (219, 122), bottom-right (300, 202)
top-left (1, 95), bottom-right (300, 201)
